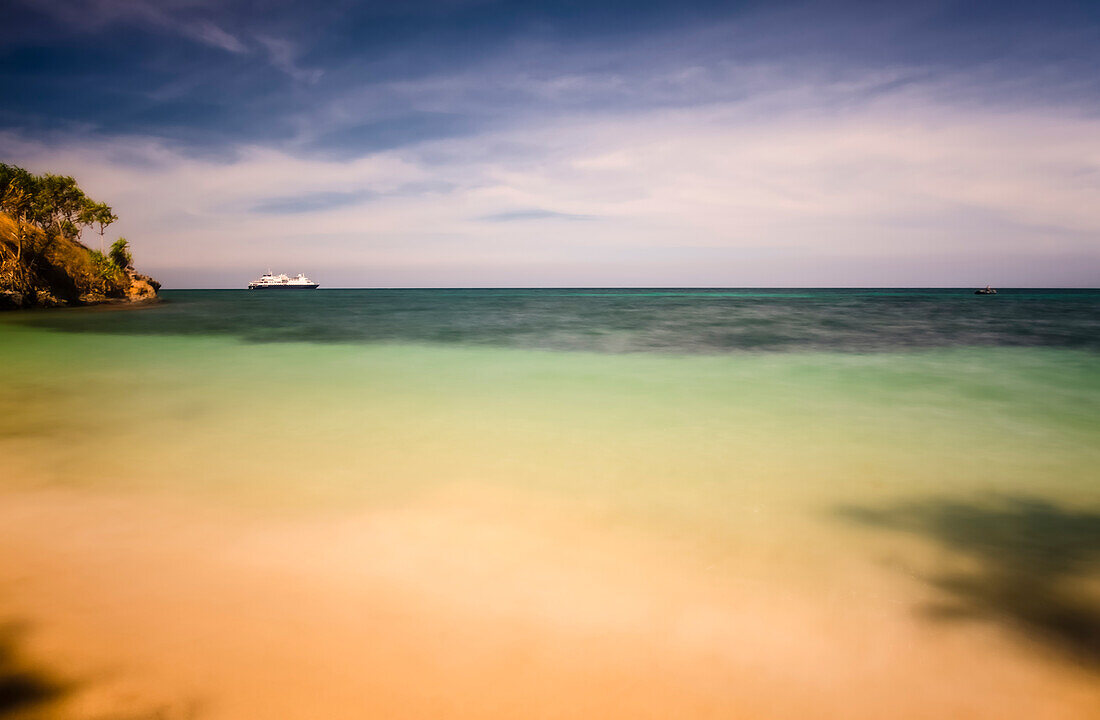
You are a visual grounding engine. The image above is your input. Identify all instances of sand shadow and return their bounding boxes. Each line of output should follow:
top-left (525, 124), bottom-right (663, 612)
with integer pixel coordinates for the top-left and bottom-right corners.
top-left (0, 622), bottom-right (66, 718)
top-left (837, 495), bottom-right (1100, 667)
top-left (0, 619), bottom-right (203, 719)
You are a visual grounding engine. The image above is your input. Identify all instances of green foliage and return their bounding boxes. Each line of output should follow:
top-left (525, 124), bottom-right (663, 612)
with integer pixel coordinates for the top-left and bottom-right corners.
top-left (0, 163), bottom-right (37, 222)
top-left (32, 174), bottom-right (88, 238)
top-left (88, 249), bottom-right (127, 295)
top-left (88, 249), bottom-right (108, 275)
top-left (80, 200), bottom-right (117, 246)
top-left (1, 162), bottom-right (143, 302)
top-left (82, 239), bottom-right (134, 295)
top-left (108, 238), bottom-right (133, 270)
top-left (0, 163), bottom-right (112, 242)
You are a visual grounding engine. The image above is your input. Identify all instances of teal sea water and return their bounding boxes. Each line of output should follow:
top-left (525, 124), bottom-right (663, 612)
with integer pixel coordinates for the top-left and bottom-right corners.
top-left (13, 287), bottom-right (1100, 352)
top-left (2, 288), bottom-right (1098, 515)
top-left (1, 288), bottom-right (1099, 708)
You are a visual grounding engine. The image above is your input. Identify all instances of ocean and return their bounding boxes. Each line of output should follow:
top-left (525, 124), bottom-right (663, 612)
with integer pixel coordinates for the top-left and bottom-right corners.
top-left (13, 287), bottom-right (1100, 352)
top-left (1, 288), bottom-right (1098, 719)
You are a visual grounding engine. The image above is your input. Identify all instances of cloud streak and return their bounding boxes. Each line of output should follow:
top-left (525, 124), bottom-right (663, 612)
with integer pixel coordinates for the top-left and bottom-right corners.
top-left (17, 0), bottom-right (249, 53)
top-left (479, 209), bottom-right (596, 222)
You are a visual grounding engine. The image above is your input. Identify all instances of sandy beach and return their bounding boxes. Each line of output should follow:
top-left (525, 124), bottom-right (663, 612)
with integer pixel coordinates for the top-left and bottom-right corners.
top-left (3, 483), bottom-right (1098, 720)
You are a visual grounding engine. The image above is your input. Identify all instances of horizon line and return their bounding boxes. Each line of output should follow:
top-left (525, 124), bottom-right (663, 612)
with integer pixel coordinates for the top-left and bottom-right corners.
top-left (157, 285), bottom-right (1100, 290)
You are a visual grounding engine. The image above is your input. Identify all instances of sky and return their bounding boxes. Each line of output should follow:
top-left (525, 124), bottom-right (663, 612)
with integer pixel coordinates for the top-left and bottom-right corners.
top-left (1, 0), bottom-right (1099, 287)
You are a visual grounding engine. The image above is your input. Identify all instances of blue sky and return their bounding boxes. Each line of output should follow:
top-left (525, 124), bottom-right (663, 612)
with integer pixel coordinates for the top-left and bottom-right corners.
top-left (2, 0), bottom-right (1099, 286)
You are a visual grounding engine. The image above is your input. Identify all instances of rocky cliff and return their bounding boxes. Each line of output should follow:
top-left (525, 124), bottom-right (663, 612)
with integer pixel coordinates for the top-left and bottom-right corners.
top-left (0, 211), bottom-right (160, 310)
top-left (1, 163), bottom-right (160, 310)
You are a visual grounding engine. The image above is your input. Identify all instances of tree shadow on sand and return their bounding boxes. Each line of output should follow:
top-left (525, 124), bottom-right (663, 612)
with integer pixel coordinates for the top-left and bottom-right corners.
top-left (0, 622), bottom-right (67, 718)
top-left (837, 495), bottom-right (1100, 668)
top-left (0, 618), bottom-right (202, 719)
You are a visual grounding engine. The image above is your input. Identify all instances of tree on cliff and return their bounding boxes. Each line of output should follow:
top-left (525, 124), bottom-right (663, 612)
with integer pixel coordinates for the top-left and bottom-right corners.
top-left (108, 238), bottom-right (133, 270)
top-left (0, 164), bottom-right (39, 287)
top-left (0, 164), bottom-right (106, 243)
top-left (31, 173), bottom-right (89, 241)
top-left (1, 163), bottom-right (151, 305)
top-left (81, 201), bottom-right (117, 252)
top-left (0, 164), bottom-right (37, 227)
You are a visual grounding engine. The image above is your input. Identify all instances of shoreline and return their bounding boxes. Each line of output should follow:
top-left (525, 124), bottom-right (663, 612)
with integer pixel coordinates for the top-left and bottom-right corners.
top-left (0, 292), bottom-right (162, 312)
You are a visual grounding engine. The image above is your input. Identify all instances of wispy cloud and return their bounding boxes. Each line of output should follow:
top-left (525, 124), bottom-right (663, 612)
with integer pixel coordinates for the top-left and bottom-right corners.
top-left (256, 35), bottom-right (322, 83)
top-left (188, 20), bottom-right (247, 54)
top-left (251, 190), bottom-right (368, 215)
top-left (18, 0), bottom-right (248, 53)
top-left (479, 209), bottom-right (596, 222)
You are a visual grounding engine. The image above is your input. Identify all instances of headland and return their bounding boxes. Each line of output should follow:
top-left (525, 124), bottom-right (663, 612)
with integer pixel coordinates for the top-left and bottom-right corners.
top-left (0, 163), bottom-right (159, 310)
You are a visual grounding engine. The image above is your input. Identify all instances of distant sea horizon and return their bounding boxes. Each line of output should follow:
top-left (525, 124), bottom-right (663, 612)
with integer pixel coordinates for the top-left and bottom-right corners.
top-left (162, 284), bottom-right (1099, 289)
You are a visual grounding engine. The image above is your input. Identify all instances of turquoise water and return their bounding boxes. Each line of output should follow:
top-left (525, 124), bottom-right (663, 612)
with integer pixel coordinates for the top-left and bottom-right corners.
top-left (2, 288), bottom-right (1098, 509)
top-left (1, 288), bottom-right (1099, 685)
top-left (10, 288), bottom-right (1100, 351)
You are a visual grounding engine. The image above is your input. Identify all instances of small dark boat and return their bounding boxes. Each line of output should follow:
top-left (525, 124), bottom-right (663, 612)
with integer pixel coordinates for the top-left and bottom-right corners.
top-left (975, 285), bottom-right (997, 295)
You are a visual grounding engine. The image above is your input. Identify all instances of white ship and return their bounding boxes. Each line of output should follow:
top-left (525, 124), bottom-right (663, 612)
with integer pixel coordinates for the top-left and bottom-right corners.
top-left (247, 271), bottom-right (319, 290)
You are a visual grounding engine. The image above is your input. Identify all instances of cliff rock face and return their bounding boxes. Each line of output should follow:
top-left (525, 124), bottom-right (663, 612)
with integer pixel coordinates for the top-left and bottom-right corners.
top-left (125, 274), bottom-right (160, 301)
top-left (0, 290), bottom-right (24, 310)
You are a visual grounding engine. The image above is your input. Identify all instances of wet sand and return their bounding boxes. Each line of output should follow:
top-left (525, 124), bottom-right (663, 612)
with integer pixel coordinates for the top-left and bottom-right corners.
top-left (2, 485), bottom-right (1097, 720)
